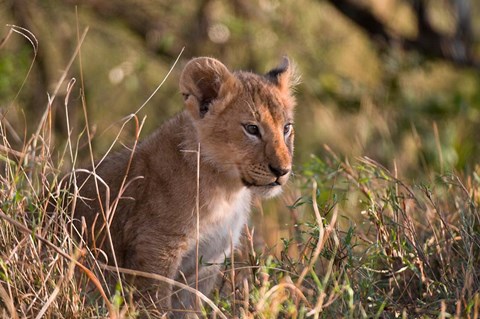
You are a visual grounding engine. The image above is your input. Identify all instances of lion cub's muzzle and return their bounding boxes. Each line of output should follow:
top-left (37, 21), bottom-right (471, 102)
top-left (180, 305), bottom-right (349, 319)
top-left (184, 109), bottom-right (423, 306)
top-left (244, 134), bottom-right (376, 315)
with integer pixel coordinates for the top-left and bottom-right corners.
top-left (241, 163), bottom-right (291, 188)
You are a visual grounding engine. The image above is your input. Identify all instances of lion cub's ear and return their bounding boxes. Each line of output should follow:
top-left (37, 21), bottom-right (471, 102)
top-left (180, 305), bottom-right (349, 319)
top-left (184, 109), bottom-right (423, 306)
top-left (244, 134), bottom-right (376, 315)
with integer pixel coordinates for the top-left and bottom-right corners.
top-left (180, 57), bottom-right (237, 120)
top-left (265, 57), bottom-right (299, 94)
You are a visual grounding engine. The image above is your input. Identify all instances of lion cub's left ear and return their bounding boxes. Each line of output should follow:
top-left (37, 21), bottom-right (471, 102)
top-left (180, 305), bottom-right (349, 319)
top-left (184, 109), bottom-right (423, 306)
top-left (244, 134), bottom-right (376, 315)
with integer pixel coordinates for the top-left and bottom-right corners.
top-left (180, 57), bottom-right (237, 120)
top-left (265, 57), bottom-right (299, 95)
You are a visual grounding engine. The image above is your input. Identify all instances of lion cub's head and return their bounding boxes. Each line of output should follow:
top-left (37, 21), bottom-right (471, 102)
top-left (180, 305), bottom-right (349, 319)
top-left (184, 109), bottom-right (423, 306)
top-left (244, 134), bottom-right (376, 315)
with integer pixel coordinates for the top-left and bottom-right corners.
top-left (180, 57), bottom-right (297, 198)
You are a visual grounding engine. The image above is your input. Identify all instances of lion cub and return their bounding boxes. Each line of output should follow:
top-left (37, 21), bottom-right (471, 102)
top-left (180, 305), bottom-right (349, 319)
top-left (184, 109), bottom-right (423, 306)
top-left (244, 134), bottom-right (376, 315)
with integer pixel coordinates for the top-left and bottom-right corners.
top-left (74, 57), bottom-right (297, 317)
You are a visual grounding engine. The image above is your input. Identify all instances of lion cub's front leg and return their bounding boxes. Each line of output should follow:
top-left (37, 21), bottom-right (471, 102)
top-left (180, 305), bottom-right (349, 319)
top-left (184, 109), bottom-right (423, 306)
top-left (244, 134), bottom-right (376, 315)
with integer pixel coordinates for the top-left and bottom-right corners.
top-left (123, 229), bottom-right (190, 315)
top-left (171, 264), bottom-right (221, 318)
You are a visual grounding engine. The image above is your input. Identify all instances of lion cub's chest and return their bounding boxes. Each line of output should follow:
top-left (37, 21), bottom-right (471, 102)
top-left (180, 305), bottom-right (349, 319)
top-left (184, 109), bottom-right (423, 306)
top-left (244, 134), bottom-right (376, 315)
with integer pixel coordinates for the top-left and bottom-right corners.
top-left (202, 188), bottom-right (252, 252)
top-left (179, 188), bottom-right (251, 273)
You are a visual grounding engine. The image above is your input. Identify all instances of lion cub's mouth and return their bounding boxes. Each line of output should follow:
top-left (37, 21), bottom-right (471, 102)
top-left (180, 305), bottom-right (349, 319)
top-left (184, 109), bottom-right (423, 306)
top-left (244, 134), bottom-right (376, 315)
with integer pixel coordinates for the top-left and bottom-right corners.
top-left (241, 178), bottom-right (284, 188)
top-left (268, 181), bottom-right (281, 187)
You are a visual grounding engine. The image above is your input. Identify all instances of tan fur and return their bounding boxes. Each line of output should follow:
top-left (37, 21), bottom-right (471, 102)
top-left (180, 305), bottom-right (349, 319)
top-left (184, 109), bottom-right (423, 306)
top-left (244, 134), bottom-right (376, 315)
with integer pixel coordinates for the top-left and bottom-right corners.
top-left (73, 57), bottom-right (297, 317)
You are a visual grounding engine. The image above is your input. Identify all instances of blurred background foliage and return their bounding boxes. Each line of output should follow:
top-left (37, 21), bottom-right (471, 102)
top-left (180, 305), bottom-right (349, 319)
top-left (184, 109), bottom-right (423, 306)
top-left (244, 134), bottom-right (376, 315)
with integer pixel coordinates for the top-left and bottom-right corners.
top-left (1, 0), bottom-right (479, 246)
top-left (1, 0), bottom-right (479, 175)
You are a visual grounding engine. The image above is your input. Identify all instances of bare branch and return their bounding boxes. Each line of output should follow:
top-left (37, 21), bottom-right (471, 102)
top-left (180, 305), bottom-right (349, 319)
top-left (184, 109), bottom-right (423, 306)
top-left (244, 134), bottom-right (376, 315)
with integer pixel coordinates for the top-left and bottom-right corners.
top-left (327, 0), bottom-right (392, 46)
top-left (325, 0), bottom-right (479, 69)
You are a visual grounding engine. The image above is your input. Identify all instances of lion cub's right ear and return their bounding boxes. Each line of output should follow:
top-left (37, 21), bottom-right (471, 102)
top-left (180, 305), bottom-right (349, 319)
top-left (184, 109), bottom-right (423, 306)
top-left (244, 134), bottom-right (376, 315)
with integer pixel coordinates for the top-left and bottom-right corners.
top-left (180, 57), bottom-right (237, 120)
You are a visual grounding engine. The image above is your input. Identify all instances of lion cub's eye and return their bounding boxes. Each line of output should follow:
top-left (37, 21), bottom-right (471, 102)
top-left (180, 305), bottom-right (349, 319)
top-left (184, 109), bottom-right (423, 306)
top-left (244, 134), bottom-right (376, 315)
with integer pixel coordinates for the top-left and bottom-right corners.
top-left (243, 124), bottom-right (260, 137)
top-left (284, 123), bottom-right (293, 136)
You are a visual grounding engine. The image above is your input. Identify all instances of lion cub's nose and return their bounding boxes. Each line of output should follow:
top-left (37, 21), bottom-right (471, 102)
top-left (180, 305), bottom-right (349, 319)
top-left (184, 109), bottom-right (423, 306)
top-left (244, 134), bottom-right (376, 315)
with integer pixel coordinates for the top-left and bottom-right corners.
top-left (269, 164), bottom-right (291, 178)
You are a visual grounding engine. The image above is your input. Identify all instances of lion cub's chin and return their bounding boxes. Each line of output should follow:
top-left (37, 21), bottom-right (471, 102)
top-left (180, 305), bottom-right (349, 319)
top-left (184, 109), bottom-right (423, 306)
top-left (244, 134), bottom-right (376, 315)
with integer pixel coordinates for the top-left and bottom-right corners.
top-left (250, 185), bottom-right (284, 198)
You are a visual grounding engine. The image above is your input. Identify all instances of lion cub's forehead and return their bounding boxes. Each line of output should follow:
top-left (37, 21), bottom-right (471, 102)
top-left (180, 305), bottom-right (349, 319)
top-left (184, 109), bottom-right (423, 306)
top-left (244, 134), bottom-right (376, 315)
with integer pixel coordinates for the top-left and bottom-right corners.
top-left (234, 72), bottom-right (292, 122)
